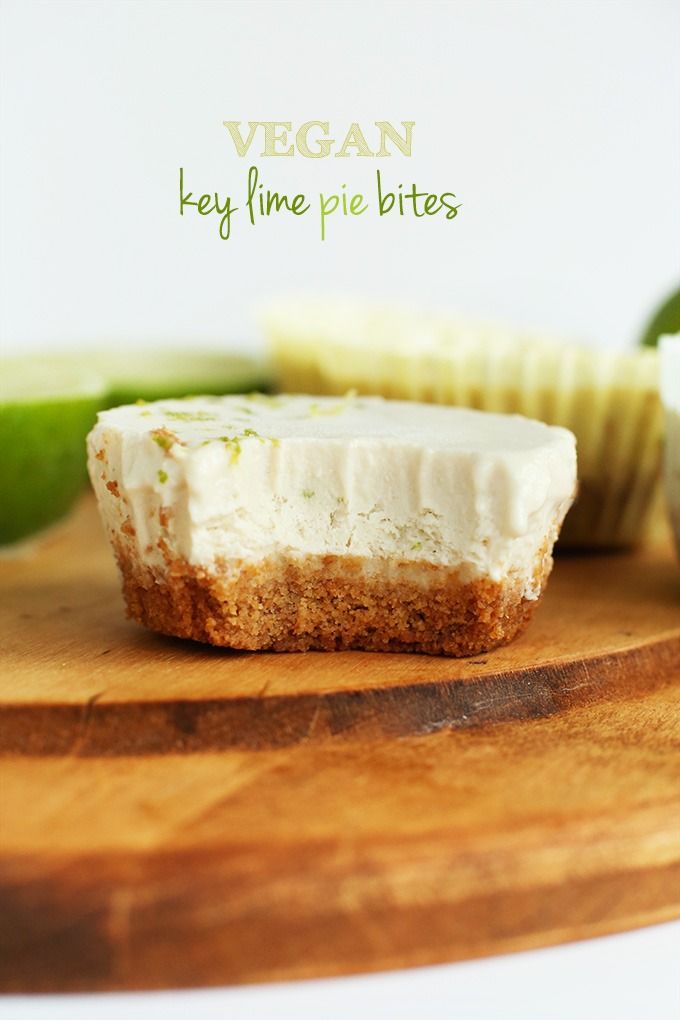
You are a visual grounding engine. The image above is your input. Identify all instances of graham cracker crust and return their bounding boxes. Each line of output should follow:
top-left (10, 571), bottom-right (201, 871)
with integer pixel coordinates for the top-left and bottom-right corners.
top-left (114, 546), bottom-right (550, 656)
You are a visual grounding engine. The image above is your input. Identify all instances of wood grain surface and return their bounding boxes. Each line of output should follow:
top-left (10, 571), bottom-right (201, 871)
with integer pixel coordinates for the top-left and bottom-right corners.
top-left (1, 495), bottom-right (679, 992)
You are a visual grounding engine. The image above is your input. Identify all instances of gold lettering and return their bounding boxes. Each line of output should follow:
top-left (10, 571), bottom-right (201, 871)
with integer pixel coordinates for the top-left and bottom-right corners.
top-left (335, 122), bottom-right (374, 158)
top-left (296, 121), bottom-right (333, 158)
top-left (261, 121), bottom-right (294, 157)
top-left (222, 121), bottom-right (259, 157)
top-left (375, 120), bottom-right (415, 157)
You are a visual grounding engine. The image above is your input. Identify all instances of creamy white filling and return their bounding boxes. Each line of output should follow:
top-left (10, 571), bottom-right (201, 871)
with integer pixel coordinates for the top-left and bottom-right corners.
top-left (87, 394), bottom-right (577, 598)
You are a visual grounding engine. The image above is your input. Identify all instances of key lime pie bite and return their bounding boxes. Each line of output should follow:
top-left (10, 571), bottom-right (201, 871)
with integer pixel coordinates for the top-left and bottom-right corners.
top-left (264, 300), bottom-right (663, 548)
top-left (87, 394), bottom-right (576, 656)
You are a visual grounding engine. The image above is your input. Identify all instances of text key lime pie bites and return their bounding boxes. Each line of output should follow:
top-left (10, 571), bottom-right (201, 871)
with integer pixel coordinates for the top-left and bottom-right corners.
top-left (88, 394), bottom-right (576, 656)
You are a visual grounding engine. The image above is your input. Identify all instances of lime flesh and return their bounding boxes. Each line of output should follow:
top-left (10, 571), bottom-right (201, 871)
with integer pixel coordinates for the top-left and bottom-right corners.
top-left (0, 360), bottom-right (107, 545)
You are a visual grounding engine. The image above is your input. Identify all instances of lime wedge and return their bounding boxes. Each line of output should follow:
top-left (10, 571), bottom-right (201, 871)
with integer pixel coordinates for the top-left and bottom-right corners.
top-left (91, 350), bottom-right (271, 406)
top-left (641, 287), bottom-right (680, 347)
top-left (0, 358), bottom-right (107, 545)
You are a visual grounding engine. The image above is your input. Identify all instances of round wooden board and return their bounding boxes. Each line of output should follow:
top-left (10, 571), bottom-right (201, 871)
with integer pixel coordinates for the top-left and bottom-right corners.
top-left (1, 496), bottom-right (679, 993)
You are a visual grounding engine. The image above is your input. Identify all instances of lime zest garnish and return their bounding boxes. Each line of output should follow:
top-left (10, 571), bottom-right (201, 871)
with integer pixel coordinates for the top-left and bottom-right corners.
top-left (150, 428), bottom-right (177, 451)
top-left (199, 427), bottom-right (280, 457)
top-left (164, 410), bottom-right (218, 423)
top-left (308, 389), bottom-right (358, 417)
top-left (219, 435), bottom-right (242, 464)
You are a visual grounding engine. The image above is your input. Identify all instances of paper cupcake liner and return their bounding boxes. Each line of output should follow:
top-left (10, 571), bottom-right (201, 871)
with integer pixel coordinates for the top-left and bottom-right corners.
top-left (265, 304), bottom-right (664, 548)
top-left (660, 335), bottom-right (680, 559)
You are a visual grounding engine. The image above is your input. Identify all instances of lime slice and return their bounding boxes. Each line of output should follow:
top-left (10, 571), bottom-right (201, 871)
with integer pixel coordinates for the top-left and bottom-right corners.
top-left (0, 358), bottom-right (107, 545)
top-left (91, 350), bottom-right (271, 407)
top-left (641, 287), bottom-right (680, 347)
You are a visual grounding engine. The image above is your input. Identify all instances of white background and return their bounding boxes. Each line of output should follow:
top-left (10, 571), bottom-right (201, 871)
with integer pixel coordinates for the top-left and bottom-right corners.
top-left (1, 1), bottom-right (679, 1016)
top-left (1, 0), bottom-right (679, 355)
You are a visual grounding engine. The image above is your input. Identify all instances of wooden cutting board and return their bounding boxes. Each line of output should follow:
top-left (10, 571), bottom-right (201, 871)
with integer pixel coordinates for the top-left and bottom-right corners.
top-left (1, 495), bottom-right (680, 993)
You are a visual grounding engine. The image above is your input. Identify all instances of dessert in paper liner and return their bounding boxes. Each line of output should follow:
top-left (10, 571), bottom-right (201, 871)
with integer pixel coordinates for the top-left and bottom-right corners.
top-left (265, 301), bottom-right (663, 548)
top-left (660, 334), bottom-right (680, 559)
